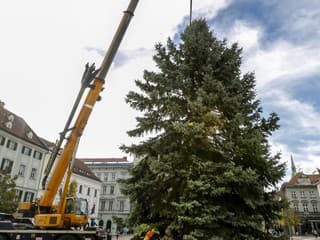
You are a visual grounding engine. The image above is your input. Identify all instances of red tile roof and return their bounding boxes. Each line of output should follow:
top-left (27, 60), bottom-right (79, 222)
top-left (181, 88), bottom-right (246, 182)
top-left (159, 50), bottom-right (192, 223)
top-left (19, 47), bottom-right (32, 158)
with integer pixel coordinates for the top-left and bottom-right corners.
top-left (0, 103), bottom-right (48, 150)
top-left (280, 172), bottom-right (320, 191)
top-left (73, 159), bottom-right (101, 182)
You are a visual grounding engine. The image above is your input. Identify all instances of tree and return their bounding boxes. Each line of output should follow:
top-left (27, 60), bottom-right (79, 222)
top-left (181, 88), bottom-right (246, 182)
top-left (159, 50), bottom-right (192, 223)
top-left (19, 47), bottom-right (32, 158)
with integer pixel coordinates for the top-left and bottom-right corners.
top-left (112, 215), bottom-right (125, 231)
top-left (67, 179), bottom-right (78, 197)
top-left (280, 208), bottom-right (301, 236)
top-left (120, 19), bottom-right (286, 239)
top-left (0, 173), bottom-right (18, 213)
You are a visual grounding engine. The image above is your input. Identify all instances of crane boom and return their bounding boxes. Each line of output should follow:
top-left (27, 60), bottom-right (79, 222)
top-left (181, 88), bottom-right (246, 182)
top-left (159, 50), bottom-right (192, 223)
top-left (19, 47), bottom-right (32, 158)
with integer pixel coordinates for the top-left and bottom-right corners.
top-left (39, 0), bottom-right (139, 207)
top-left (39, 0), bottom-right (139, 209)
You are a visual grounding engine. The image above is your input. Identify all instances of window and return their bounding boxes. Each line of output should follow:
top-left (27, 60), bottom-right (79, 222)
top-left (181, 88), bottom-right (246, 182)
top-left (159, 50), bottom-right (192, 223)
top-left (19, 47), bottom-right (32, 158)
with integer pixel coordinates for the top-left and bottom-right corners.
top-left (293, 202), bottom-right (299, 212)
top-left (0, 136), bottom-right (5, 146)
top-left (108, 200), bottom-right (113, 211)
top-left (120, 201), bottom-right (124, 212)
top-left (75, 198), bottom-right (88, 215)
top-left (102, 186), bottom-right (107, 195)
top-left (15, 190), bottom-right (23, 201)
top-left (94, 189), bottom-right (97, 197)
top-left (87, 187), bottom-right (90, 196)
top-left (33, 151), bottom-right (43, 160)
top-left (104, 173), bottom-right (109, 181)
top-left (79, 185), bottom-right (83, 194)
top-left (291, 191), bottom-right (297, 198)
top-left (100, 200), bottom-right (106, 211)
top-left (65, 199), bottom-right (74, 214)
top-left (300, 191), bottom-right (306, 198)
top-left (0, 158), bottom-right (13, 173)
top-left (21, 146), bottom-right (32, 156)
top-left (110, 186), bottom-right (115, 195)
top-left (23, 192), bottom-right (34, 202)
top-left (310, 191), bottom-right (316, 198)
top-left (111, 173), bottom-right (116, 181)
top-left (91, 204), bottom-right (96, 214)
top-left (120, 171), bottom-right (127, 179)
top-left (30, 168), bottom-right (37, 179)
top-left (302, 202), bottom-right (309, 212)
top-left (312, 203), bottom-right (318, 213)
top-left (6, 140), bottom-right (17, 151)
top-left (18, 164), bottom-right (26, 177)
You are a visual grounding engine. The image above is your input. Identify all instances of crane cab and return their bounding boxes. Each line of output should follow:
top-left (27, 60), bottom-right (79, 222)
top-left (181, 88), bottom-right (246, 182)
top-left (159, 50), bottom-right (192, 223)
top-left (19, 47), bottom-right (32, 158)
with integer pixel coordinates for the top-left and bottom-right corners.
top-left (34, 197), bottom-right (88, 228)
top-left (63, 197), bottom-right (88, 227)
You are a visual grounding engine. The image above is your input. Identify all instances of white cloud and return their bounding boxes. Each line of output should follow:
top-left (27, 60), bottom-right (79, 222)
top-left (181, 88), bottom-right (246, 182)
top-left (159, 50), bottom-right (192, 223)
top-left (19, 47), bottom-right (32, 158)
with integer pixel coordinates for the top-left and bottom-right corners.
top-left (219, 18), bottom-right (320, 176)
top-left (266, 90), bottom-right (320, 135)
top-left (224, 21), bottom-right (261, 52)
top-left (298, 141), bottom-right (320, 154)
top-left (270, 137), bottom-right (320, 182)
top-left (217, 20), bottom-right (320, 89)
top-left (0, 0), bottom-right (231, 158)
top-left (269, 139), bottom-right (292, 182)
top-left (242, 41), bottom-right (320, 88)
top-left (193, 0), bottom-right (232, 19)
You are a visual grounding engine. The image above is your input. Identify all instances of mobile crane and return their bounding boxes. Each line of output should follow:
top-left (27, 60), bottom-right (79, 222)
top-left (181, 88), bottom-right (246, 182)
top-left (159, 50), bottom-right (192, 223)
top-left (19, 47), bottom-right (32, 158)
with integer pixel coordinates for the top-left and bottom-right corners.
top-left (0, 0), bottom-right (139, 239)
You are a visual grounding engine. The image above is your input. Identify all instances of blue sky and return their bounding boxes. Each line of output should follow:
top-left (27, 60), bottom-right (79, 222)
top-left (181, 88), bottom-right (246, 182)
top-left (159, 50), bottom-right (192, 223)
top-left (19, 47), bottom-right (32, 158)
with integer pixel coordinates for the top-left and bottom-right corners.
top-left (203, 0), bottom-right (320, 177)
top-left (0, 0), bottom-right (319, 181)
top-left (110, 0), bottom-right (320, 178)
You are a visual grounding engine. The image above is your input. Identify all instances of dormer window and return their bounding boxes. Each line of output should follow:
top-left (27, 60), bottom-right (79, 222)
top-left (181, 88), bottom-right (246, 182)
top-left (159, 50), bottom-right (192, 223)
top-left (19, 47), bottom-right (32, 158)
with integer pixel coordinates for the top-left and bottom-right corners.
top-left (7, 114), bottom-right (14, 122)
top-left (5, 121), bottom-right (12, 129)
top-left (27, 131), bottom-right (33, 139)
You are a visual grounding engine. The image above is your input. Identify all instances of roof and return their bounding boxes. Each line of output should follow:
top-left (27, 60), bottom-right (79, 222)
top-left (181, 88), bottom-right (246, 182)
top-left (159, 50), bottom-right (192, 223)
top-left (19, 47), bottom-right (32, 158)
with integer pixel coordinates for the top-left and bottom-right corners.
top-left (72, 158), bottom-right (101, 182)
top-left (0, 102), bottom-right (48, 150)
top-left (39, 137), bottom-right (56, 150)
top-left (280, 172), bottom-right (320, 191)
top-left (79, 157), bottom-right (129, 164)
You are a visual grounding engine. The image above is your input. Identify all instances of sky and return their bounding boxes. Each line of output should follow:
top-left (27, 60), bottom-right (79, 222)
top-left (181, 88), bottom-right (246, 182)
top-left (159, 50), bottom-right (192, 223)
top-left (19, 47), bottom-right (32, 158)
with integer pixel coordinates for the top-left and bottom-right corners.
top-left (0, 0), bottom-right (319, 180)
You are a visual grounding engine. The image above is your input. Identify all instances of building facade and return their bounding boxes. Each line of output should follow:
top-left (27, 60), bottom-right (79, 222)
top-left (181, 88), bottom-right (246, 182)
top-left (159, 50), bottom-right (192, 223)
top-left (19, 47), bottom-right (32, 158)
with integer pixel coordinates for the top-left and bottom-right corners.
top-left (281, 172), bottom-right (320, 234)
top-left (80, 157), bottom-right (133, 232)
top-left (0, 101), bottom-right (49, 203)
top-left (72, 159), bottom-right (101, 225)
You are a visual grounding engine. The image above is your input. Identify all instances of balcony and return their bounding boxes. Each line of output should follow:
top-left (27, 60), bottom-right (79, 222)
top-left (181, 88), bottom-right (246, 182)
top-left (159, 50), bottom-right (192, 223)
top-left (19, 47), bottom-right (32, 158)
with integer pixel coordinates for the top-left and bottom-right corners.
top-left (295, 211), bottom-right (320, 218)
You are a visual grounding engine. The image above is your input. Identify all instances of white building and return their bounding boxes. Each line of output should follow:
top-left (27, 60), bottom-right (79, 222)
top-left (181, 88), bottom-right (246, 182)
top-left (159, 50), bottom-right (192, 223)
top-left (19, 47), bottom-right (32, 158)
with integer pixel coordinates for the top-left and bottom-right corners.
top-left (80, 157), bottom-right (133, 232)
top-left (0, 100), bottom-right (49, 202)
top-left (281, 172), bottom-right (320, 234)
top-left (72, 159), bottom-right (101, 225)
top-left (0, 100), bottom-right (102, 223)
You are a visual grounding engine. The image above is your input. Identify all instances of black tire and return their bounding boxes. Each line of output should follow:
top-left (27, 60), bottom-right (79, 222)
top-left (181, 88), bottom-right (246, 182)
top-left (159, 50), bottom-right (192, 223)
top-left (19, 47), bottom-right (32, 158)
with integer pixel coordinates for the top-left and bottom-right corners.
top-left (0, 234), bottom-right (8, 240)
top-left (56, 235), bottom-right (77, 240)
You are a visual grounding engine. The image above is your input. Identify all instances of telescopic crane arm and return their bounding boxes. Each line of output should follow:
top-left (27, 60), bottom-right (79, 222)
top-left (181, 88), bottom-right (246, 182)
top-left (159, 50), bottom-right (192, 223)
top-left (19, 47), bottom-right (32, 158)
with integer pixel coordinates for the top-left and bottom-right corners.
top-left (38, 0), bottom-right (139, 213)
top-left (41, 63), bottom-right (98, 190)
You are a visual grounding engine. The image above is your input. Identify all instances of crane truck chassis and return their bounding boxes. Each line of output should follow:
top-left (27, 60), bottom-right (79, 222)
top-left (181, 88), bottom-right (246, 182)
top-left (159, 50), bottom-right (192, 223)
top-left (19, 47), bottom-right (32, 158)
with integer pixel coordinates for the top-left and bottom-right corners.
top-left (0, 229), bottom-right (109, 240)
top-left (0, 0), bottom-right (139, 239)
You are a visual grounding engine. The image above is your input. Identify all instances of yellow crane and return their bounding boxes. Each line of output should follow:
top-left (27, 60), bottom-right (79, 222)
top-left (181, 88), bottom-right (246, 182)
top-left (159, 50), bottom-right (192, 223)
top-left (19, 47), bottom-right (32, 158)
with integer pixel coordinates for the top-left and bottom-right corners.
top-left (16, 0), bottom-right (139, 232)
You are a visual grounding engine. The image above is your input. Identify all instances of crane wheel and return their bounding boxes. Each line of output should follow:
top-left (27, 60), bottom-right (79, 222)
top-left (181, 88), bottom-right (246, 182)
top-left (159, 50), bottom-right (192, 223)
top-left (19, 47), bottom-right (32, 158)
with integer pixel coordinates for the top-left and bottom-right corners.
top-left (56, 235), bottom-right (77, 240)
top-left (0, 234), bottom-right (8, 240)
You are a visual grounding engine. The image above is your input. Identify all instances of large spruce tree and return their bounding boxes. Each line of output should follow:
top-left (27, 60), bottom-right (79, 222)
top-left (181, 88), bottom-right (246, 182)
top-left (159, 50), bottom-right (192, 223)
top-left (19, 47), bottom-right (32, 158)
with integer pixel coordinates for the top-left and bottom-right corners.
top-left (121, 20), bottom-right (285, 239)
